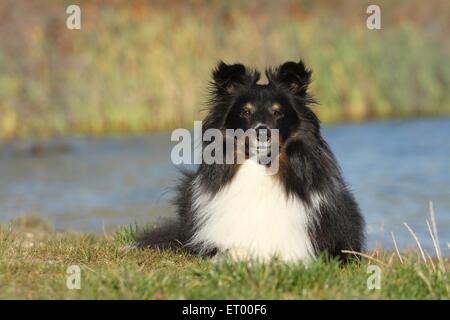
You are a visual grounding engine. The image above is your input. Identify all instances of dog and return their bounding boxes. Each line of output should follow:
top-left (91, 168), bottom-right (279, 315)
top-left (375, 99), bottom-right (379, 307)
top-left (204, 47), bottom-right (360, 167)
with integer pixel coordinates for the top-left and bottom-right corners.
top-left (137, 60), bottom-right (365, 263)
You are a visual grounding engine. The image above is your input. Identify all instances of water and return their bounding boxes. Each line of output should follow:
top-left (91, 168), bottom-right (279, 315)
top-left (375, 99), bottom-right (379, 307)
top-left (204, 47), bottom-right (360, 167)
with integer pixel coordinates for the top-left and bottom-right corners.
top-left (0, 118), bottom-right (449, 252)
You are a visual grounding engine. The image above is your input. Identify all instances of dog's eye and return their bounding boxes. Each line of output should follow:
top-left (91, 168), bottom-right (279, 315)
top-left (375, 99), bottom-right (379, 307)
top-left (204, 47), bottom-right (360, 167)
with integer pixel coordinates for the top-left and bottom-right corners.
top-left (273, 110), bottom-right (283, 118)
top-left (240, 110), bottom-right (251, 118)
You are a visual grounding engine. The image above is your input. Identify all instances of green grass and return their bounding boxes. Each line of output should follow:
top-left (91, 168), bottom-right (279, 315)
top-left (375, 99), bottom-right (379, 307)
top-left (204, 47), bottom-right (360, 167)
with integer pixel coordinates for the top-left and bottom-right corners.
top-left (1, 1), bottom-right (450, 138)
top-left (0, 217), bottom-right (448, 299)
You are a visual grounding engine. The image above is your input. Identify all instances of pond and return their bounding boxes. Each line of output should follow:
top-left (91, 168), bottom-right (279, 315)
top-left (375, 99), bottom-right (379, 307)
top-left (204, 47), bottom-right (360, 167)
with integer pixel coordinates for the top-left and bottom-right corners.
top-left (0, 118), bottom-right (449, 252)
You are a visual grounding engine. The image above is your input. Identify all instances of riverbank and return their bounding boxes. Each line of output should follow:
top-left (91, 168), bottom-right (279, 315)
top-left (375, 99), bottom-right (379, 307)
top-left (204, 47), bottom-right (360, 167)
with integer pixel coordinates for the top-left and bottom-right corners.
top-left (0, 216), bottom-right (447, 299)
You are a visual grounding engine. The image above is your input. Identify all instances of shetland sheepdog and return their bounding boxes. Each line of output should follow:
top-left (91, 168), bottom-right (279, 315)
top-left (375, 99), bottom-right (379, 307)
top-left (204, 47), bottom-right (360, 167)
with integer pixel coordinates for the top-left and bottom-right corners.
top-left (137, 60), bottom-right (365, 263)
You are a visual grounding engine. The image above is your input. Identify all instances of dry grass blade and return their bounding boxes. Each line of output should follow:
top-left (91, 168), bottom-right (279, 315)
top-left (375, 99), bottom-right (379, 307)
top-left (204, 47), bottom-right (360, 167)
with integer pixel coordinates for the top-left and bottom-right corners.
top-left (428, 201), bottom-right (446, 272)
top-left (426, 220), bottom-right (439, 256)
top-left (387, 252), bottom-right (396, 266)
top-left (403, 222), bottom-right (427, 264)
top-left (428, 202), bottom-right (442, 257)
top-left (102, 220), bottom-right (109, 239)
top-left (426, 219), bottom-right (445, 273)
top-left (416, 269), bottom-right (434, 295)
top-left (391, 232), bottom-right (404, 264)
top-left (424, 249), bottom-right (436, 272)
top-left (341, 250), bottom-right (387, 266)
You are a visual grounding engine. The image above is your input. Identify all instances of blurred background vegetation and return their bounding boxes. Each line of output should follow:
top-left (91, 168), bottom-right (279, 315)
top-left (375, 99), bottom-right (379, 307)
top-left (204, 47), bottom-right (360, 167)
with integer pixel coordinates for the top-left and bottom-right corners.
top-left (0, 0), bottom-right (449, 139)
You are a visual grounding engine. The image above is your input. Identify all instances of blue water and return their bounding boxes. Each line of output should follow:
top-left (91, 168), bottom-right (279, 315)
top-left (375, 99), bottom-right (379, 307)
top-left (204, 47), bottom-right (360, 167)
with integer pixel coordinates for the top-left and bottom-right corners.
top-left (0, 118), bottom-right (449, 252)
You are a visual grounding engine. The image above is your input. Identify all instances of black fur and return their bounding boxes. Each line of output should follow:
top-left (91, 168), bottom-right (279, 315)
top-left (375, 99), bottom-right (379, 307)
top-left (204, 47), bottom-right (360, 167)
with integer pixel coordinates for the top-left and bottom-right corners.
top-left (136, 60), bottom-right (365, 262)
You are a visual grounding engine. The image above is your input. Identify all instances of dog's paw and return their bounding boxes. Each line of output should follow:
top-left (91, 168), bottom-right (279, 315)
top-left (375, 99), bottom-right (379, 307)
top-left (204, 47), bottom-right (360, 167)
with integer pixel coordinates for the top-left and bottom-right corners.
top-left (210, 247), bottom-right (252, 263)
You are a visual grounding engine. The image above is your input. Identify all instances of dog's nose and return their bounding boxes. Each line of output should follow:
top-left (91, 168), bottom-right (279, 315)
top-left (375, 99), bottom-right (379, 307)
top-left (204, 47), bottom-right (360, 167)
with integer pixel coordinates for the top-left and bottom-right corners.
top-left (255, 125), bottom-right (271, 140)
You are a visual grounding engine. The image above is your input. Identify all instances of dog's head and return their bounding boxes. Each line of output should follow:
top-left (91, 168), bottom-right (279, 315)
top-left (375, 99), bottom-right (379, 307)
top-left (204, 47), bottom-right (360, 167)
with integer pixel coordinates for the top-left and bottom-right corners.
top-left (206, 60), bottom-right (320, 154)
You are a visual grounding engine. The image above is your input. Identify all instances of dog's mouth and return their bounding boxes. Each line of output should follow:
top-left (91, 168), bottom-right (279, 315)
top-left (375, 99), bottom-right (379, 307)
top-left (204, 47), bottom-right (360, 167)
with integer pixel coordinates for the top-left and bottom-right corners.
top-left (248, 139), bottom-right (272, 158)
top-left (230, 127), bottom-right (280, 163)
top-left (255, 140), bottom-right (271, 153)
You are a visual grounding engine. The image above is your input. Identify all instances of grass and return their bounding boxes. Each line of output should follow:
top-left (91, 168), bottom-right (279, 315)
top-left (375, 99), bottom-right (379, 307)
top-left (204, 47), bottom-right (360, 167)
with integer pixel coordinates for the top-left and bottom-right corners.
top-left (0, 215), bottom-right (448, 299)
top-left (1, 1), bottom-right (450, 138)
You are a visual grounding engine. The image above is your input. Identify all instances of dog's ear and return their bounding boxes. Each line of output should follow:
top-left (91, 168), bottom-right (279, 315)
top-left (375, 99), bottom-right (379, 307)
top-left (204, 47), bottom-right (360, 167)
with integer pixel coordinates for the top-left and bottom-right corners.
top-left (267, 60), bottom-right (312, 96)
top-left (212, 61), bottom-right (260, 95)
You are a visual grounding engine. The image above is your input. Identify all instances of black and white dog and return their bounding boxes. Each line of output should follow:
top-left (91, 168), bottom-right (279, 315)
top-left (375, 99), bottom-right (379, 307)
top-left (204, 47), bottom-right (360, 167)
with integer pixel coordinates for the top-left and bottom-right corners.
top-left (137, 60), bottom-right (365, 263)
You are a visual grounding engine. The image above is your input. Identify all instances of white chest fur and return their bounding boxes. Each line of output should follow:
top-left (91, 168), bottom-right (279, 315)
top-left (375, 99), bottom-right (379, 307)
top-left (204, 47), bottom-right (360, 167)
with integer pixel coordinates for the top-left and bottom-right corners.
top-left (190, 160), bottom-right (315, 262)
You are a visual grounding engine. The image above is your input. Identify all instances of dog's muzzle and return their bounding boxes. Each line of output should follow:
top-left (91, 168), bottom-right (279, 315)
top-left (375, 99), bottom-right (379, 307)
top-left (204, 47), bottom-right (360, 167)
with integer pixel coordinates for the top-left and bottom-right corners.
top-left (252, 124), bottom-right (272, 155)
